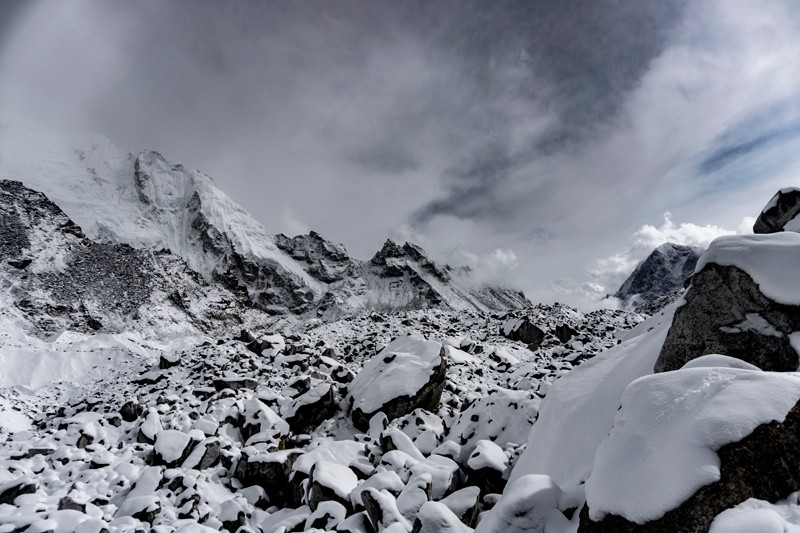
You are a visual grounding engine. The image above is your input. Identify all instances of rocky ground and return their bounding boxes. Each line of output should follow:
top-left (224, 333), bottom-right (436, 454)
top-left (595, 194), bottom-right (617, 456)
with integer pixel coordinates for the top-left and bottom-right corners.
top-left (0, 304), bottom-right (642, 533)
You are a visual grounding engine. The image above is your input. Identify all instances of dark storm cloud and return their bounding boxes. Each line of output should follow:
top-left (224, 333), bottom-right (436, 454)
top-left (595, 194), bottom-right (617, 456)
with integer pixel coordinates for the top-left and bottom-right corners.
top-left (408, 0), bottom-right (689, 225)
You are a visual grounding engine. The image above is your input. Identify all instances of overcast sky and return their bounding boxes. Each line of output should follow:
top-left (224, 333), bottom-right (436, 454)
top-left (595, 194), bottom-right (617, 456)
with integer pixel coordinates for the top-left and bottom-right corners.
top-left (1, 0), bottom-right (799, 307)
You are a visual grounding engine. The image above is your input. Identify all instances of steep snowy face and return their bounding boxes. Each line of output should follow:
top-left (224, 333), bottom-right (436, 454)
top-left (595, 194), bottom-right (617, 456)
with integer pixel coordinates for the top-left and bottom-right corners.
top-left (615, 242), bottom-right (703, 309)
top-left (0, 125), bottom-right (528, 317)
top-left (0, 179), bottom-right (267, 338)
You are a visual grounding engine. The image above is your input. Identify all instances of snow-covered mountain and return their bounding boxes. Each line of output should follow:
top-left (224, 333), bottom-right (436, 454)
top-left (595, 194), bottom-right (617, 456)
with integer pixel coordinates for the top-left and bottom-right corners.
top-left (614, 242), bottom-right (703, 309)
top-left (4, 124), bottom-right (800, 533)
top-left (0, 125), bottom-right (528, 319)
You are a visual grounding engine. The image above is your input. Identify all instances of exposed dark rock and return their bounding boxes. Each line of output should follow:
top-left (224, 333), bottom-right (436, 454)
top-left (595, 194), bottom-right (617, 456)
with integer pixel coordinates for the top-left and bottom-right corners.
top-left (656, 264), bottom-right (800, 373)
top-left (554, 323), bottom-right (579, 343)
top-left (275, 231), bottom-right (354, 283)
top-left (284, 383), bottom-right (338, 434)
top-left (131, 500), bottom-right (161, 525)
top-left (159, 353), bottom-right (180, 370)
top-left (234, 450), bottom-right (303, 506)
top-left (120, 400), bottom-right (144, 422)
top-left (615, 243), bottom-right (703, 308)
top-left (0, 479), bottom-right (37, 505)
top-left (58, 496), bottom-right (86, 512)
top-left (578, 398), bottom-right (800, 533)
top-left (501, 318), bottom-right (545, 349)
top-left (7, 258), bottom-right (32, 269)
top-left (754, 188), bottom-right (800, 233)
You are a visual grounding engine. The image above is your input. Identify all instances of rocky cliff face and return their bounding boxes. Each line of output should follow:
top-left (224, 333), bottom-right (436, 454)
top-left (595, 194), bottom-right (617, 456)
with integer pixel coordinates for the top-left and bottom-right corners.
top-left (614, 242), bottom-right (703, 308)
top-left (0, 179), bottom-right (267, 337)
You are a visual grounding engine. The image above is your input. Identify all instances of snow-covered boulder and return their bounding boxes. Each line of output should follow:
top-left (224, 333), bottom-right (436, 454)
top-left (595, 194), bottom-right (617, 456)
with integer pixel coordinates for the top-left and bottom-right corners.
top-left (474, 475), bottom-right (575, 533)
top-left (281, 382), bottom-right (337, 434)
top-left (307, 461), bottom-right (359, 511)
top-left (656, 233), bottom-right (800, 373)
top-left (153, 429), bottom-right (194, 467)
top-left (753, 187), bottom-right (800, 234)
top-left (500, 317), bottom-right (545, 348)
top-left (348, 334), bottom-right (446, 430)
top-left (466, 440), bottom-right (509, 495)
top-left (412, 501), bottom-right (472, 533)
top-left (234, 449), bottom-right (303, 506)
top-left (447, 388), bottom-right (539, 463)
top-left (580, 366), bottom-right (800, 532)
top-left (241, 398), bottom-right (290, 443)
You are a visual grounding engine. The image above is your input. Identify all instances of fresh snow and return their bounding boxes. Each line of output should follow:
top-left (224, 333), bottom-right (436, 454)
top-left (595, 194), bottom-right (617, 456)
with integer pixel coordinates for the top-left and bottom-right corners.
top-left (695, 233), bottom-right (800, 305)
top-left (312, 461), bottom-right (359, 499)
top-left (154, 430), bottom-right (192, 464)
top-left (347, 333), bottom-right (443, 415)
top-left (508, 305), bottom-right (676, 489)
top-left (586, 367), bottom-right (800, 523)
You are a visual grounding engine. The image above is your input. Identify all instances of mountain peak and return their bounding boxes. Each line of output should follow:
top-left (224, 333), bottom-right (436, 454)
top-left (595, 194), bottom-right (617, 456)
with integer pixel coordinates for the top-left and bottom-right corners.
top-left (615, 242), bottom-right (703, 309)
top-left (0, 126), bottom-right (529, 318)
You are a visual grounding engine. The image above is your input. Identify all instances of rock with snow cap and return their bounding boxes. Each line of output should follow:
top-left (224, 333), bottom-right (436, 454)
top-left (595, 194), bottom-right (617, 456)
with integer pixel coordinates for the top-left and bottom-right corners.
top-left (282, 382), bottom-right (338, 434)
top-left (656, 233), bottom-right (800, 373)
top-left (753, 187), bottom-right (800, 234)
top-left (500, 317), bottom-right (545, 349)
top-left (348, 333), bottom-right (447, 431)
top-left (579, 367), bottom-right (800, 532)
top-left (234, 448), bottom-right (304, 506)
top-left (307, 460), bottom-right (359, 511)
top-left (153, 429), bottom-right (195, 467)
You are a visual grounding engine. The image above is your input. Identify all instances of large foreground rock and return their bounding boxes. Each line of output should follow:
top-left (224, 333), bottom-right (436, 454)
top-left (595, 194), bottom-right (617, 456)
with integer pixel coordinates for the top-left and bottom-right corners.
top-left (579, 367), bottom-right (800, 533)
top-left (753, 187), bottom-right (800, 234)
top-left (655, 235), bottom-right (800, 373)
top-left (348, 334), bottom-right (446, 431)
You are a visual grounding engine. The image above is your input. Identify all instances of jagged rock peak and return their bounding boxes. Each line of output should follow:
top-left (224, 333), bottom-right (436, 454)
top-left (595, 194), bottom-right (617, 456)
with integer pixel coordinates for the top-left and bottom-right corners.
top-left (614, 242), bottom-right (703, 308)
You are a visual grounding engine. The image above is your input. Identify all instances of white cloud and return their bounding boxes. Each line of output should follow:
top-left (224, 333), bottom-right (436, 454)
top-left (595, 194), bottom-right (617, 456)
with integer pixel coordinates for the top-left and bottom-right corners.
top-left (589, 212), bottom-right (735, 297)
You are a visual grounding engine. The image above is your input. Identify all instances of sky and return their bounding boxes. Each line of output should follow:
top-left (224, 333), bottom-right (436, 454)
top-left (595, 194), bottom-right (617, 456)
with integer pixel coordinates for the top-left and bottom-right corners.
top-left (0, 0), bottom-right (799, 307)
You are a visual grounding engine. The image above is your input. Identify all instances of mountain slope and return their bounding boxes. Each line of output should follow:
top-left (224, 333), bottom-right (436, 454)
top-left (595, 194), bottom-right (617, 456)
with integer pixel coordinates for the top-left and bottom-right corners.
top-left (0, 125), bottom-right (528, 317)
top-left (0, 179), bottom-right (269, 338)
top-left (614, 242), bottom-right (703, 308)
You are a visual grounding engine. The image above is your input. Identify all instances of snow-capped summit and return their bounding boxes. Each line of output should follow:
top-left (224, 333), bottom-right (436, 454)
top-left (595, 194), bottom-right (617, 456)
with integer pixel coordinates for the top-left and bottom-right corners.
top-left (0, 124), bottom-right (528, 318)
top-left (614, 242), bottom-right (703, 309)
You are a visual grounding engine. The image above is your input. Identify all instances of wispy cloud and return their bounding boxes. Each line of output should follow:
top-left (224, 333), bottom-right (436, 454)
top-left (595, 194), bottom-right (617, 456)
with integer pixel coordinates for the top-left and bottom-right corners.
top-left (1, 0), bottom-right (799, 308)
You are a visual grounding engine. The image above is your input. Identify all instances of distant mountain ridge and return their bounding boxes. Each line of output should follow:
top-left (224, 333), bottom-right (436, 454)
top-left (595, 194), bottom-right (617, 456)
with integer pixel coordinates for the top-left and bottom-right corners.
top-left (0, 125), bottom-right (529, 320)
top-left (614, 242), bottom-right (703, 309)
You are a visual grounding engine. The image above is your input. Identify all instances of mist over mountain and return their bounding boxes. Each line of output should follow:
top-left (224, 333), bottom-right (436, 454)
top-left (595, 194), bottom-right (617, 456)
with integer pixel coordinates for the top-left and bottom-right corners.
top-left (2, 3), bottom-right (800, 533)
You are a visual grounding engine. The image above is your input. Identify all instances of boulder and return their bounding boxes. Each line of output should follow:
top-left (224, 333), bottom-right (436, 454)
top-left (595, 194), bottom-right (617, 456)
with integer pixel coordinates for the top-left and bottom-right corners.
top-left (307, 461), bottom-right (359, 512)
top-left (348, 334), bottom-right (447, 431)
top-left (501, 317), bottom-right (545, 349)
top-left (234, 449), bottom-right (303, 506)
top-left (213, 376), bottom-right (258, 392)
top-left (656, 264), bottom-right (800, 373)
top-left (579, 368), bottom-right (800, 533)
top-left (0, 478), bottom-right (37, 505)
top-left (120, 400), bottom-right (144, 422)
top-left (753, 187), bottom-right (800, 233)
top-left (153, 430), bottom-right (194, 467)
top-left (466, 440), bottom-right (509, 495)
top-left (282, 382), bottom-right (337, 434)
